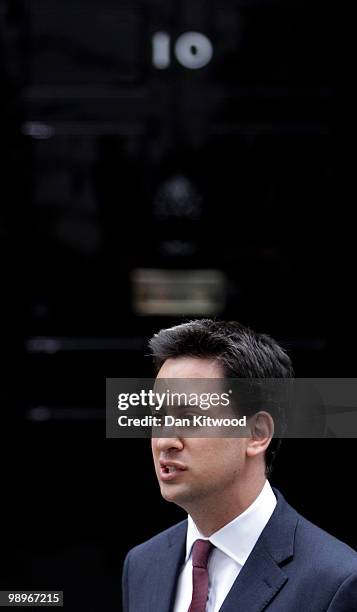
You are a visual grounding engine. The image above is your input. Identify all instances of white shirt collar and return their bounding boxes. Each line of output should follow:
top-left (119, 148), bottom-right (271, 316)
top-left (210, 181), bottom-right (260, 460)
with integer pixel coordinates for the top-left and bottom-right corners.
top-left (186, 480), bottom-right (277, 566)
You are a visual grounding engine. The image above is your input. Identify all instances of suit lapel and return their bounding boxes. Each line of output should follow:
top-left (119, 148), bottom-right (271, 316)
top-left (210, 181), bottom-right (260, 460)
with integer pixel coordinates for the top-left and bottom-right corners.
top-left (220, 489), bottom-right (298, 612)
top-left (219, 542), bottom-right (288, 612)
top-left (146, 520), bottom-right (187, 612)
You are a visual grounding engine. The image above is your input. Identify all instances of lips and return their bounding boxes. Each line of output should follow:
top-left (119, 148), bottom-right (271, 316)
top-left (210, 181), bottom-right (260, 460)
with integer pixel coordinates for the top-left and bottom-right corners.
top-left (159, 460), bottom-right (187, 481)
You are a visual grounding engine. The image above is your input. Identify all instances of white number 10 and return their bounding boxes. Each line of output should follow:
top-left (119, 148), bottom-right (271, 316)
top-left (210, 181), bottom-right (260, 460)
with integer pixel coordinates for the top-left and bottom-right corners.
top-left (152, 31), bottom-right (213, 70)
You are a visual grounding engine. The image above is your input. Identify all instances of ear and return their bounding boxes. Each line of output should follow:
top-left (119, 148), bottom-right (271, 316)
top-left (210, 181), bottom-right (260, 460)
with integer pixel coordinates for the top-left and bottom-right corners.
top-left (246, 411), bottom-right (274, 459)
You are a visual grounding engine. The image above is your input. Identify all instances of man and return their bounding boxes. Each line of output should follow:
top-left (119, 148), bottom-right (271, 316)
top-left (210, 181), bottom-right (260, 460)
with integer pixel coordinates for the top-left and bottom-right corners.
top-left (122, 319), bottom-right (357, 611)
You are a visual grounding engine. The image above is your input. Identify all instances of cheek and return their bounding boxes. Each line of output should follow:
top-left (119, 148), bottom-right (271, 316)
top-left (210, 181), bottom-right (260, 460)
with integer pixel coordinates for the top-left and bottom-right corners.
top-left (200, 441), bottom-right (243, 473)
top-left (191, 442), bottom-right (226, 471)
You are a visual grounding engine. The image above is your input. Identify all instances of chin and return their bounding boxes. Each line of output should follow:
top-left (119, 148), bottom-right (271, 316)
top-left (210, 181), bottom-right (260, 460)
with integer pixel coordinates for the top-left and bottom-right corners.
top-left (160, 485), bottom-right (186, 505)
top-left (161, 490), bottom-right (179, 504)
top-left (160, 484), bottom-right (179, 500)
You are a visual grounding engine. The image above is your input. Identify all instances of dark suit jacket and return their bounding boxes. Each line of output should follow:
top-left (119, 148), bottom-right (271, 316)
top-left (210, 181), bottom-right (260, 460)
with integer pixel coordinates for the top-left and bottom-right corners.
top-left (122, 490), bottom-right (357, 611)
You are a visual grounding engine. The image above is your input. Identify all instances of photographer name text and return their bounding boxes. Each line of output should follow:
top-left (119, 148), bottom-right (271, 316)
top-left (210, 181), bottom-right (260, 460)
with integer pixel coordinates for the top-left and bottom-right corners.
top-left (117, 415), bottom-right (247, 427)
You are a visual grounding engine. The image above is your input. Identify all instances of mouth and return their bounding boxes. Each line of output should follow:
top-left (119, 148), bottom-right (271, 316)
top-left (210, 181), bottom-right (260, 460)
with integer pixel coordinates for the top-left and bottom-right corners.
top-left (159, 461), bottom-right (187, 481)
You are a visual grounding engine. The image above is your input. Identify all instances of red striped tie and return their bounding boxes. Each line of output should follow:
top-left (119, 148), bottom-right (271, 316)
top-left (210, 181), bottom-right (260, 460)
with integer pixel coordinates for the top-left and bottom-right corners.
top-left (188, 539), bottom-right (214, 612)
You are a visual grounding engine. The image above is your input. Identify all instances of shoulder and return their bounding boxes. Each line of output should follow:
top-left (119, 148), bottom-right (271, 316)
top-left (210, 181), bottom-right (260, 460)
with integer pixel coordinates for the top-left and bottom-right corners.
top-left (295, 513), bottom-right (357, 574)
top-left (124, 519), bottom-right (187, 566)
top-left (273, 488), bottom-right (357, 580)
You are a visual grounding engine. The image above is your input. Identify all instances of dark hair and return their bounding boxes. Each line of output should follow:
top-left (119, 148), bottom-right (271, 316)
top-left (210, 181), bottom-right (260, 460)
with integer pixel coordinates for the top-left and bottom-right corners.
top-left (149, 319), bottom-right (294, 476)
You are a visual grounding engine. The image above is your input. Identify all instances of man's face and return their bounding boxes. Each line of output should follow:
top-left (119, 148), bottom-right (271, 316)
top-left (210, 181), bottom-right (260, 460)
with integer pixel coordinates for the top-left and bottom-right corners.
top-left (151, 356), bottom-right (249, 511)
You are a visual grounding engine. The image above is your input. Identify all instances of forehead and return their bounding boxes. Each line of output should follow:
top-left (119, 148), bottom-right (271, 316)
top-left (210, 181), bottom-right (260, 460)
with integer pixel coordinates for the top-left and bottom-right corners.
top-left (156, 356), bottom-right (223, 379)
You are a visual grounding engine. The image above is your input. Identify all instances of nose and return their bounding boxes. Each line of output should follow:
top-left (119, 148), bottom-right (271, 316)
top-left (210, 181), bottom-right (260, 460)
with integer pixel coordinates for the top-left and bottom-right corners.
top-left (153, 436), bottom-right (184, 453)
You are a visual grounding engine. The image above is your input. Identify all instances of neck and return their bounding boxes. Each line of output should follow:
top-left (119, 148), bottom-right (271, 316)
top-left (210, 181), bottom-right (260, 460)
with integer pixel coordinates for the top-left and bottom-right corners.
top-left (186, 475), bottom-right (267, 537)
